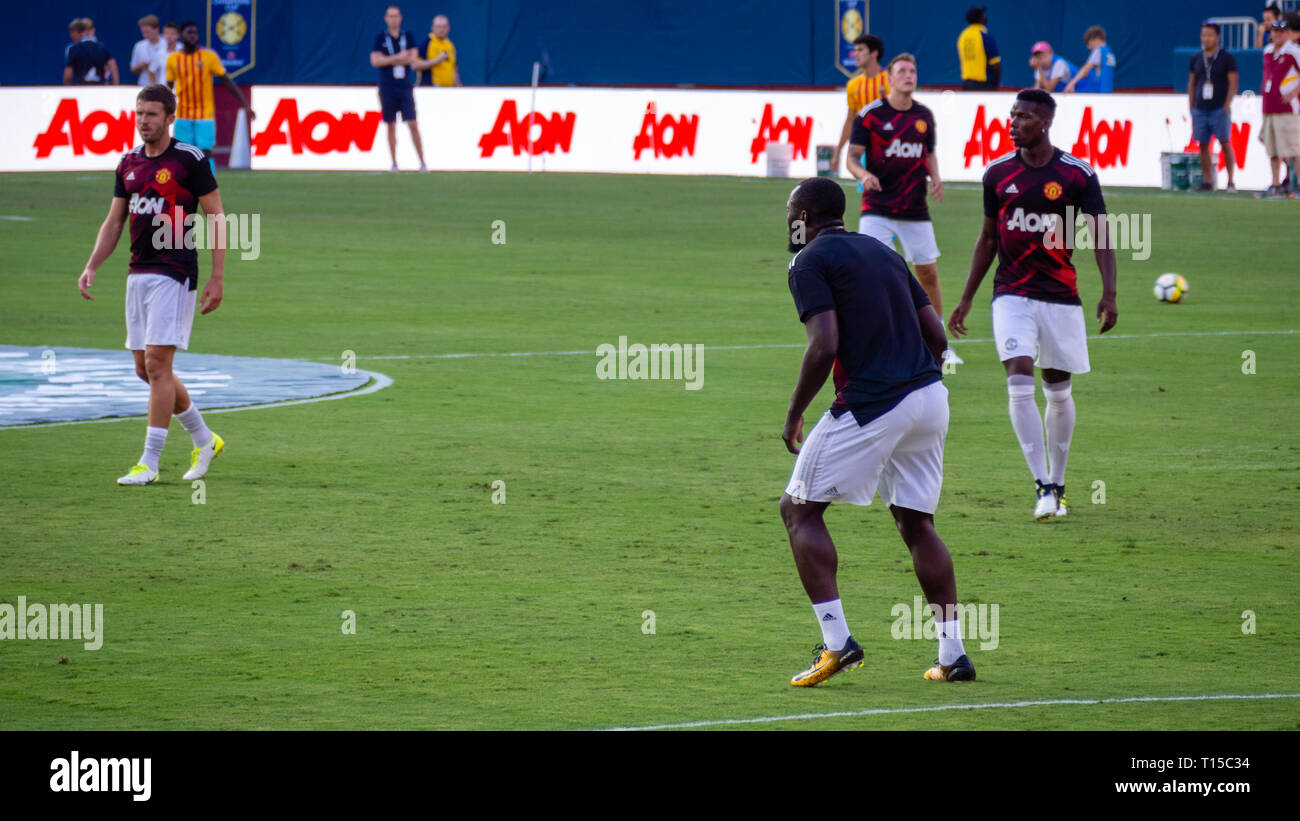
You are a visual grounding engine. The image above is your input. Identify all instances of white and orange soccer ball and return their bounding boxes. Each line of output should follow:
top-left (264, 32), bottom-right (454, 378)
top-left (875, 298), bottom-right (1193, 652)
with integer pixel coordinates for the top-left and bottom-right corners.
top-left (1154, 273), bottom-right (1189, 303)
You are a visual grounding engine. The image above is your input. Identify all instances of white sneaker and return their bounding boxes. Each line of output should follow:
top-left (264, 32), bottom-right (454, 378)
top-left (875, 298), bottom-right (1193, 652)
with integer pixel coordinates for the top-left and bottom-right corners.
top-left (1033, 480), bottom-right (1058, 521)
top-left (117, 464), bottom-right (159, 486)
top-left (1053, 486), bottom-right (1068, 517)
top-left (942, 349), bottom-right (965, 365)
top-left (183, 433), bottom-right (225, 480)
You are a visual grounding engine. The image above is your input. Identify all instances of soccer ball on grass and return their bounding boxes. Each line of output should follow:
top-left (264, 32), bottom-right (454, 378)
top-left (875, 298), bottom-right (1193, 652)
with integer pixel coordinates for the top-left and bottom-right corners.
top-left (1153, 273), bottom-right (1189, 303)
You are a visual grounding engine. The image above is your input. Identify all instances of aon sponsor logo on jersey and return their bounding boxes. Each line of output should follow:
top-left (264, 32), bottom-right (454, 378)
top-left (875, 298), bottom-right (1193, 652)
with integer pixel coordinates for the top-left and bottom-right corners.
top-left (1005, 207), bottom-right (1060, 233)
top-left (884, 139), bottom-right (924, 158)
top-left (128, 193), bottom-right (166, 216)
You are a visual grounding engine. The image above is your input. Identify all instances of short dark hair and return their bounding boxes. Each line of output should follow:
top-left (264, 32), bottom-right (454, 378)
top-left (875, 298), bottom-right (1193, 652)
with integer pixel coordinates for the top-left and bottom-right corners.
top-left (137, 84), bottom-right (177, 117)
top-left (163, 22), bottom-right (179, 32)
top-left (1084, 25), bottom-right (1106, 44)
top-left (966, 7), bottom-right (986, 25)
top-left (1288, 11), bottom-right (1300, 30)
top-left (1263, 4), bottom-right (1282, 17)
top-left (1201, 21), bottom-right (1220, 35)
top-left (1016, 87), bottom-right (1056, 115)
top-left (386, 4), bottom-right (402, 13)
top-left (791, 177), bottom-right (846, 226)
top-left (180, 20), bottom-right (198, 32)
top-left (68, 18), bottom-right (85, 33)
top-left (853, 34), bottom-right (884, 61)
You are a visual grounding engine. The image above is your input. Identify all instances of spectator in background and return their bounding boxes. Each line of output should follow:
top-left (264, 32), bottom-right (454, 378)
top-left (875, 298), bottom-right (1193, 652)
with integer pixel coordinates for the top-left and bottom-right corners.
top-left (1189, 21), bottom-right (1238, 191)
top-left (371, 5), bottom-right (429, 172)
top-left (1065, 26), bottom-right (1115, 93)
top-left (833, 33), bottom-right (889, 173)
top-left (415, 15), bottom-right (461, 87)
top-left (1260, 15), bottom-right (1300, 196)
top-left (1030, 42), bottom-right (1076, 92)
top-left (130, 15), bottom-right (169, 86)
top-left (958, 7), bottom-right (1000, 90)
top-left (153, 23), bottom-right (181, 86)
top-left (1258, 4), bottom-right (1282, 50)
top-left (65, 18), bottom-right (118, 84)
top-left (65, 18), bottom-right (85, 59)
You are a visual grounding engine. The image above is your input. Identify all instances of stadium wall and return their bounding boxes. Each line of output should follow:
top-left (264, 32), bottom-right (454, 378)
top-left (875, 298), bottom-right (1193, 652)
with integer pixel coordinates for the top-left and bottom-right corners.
top-left (7, 85), bottom-right (1272, 188)
top-left (4, 1), bottom-right (1263, 90)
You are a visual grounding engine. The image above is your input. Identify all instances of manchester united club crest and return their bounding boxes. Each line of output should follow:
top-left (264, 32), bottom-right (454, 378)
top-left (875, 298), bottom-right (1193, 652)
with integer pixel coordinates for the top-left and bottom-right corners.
top-left (155, 168), bottom-right (172, 185)
top-left (1043, 181), bottom-right (1063, 200)
top-left (915, 120), bottom-right (927, 134)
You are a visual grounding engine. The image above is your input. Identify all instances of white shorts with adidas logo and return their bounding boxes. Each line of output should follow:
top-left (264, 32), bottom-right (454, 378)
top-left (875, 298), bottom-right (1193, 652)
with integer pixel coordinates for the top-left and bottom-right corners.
top-left (784, 381), bottom-right (948, 513)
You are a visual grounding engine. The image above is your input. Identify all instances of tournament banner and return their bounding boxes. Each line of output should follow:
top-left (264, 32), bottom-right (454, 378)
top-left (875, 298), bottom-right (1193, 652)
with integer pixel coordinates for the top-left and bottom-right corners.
top-left (836, 0), bottom-right (868, 78)
top-left (208, 0), bottom-right (255, 79)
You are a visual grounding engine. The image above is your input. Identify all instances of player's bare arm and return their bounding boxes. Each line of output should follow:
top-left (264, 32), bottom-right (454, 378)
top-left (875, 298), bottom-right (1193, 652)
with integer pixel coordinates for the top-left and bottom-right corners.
top-left (219, 74), bottom-right (255, 120)
top-left (1094, 244), bottom-right (1118, 333)
top-left (833, 108), bottom-right (856, 171)
top-left (197, 189), bottom-right (225, 315)
top-left (845, 143), bottom-right (880, 191)
top-left (949, 215), bottom-right (998, 336)
top-left (925, 152), bottom-right (944, 202)
top-left (78, 197), bottom-right (128, 301)
top-left (782, 310), bottom-right (838, 454)
top-left (413, 51), bottom-right (449, 71)
top-left (370, 51), bottom-right (409, 68)
top-left (917, 304), bottom-right (947, 364)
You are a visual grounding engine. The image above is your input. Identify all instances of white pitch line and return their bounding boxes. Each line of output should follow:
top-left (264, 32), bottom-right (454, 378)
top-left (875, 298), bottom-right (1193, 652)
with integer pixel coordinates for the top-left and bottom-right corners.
top-left (306, 328), bottom-right (1300, 362)
top-left (0, 369), bottom-right (393, 431)
top-left (602, 692), bottom-right (1300, 731)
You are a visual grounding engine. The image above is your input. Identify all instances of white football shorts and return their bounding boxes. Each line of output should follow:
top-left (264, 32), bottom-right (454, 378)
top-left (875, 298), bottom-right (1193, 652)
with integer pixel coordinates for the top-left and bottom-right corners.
top-left (858, 215), bottom-right (941, 265)
top-left (784, 381), bottom-right (948, 513)
top-left (991, 294), bottom-right (1090, 373)
top-left (124, 273), bottom-right (197, 351)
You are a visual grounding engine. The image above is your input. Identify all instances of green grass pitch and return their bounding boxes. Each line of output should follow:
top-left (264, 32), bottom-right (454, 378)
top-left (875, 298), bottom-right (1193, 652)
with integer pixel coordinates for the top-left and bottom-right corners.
top-left (0, 170), bottom-right (1296, 730)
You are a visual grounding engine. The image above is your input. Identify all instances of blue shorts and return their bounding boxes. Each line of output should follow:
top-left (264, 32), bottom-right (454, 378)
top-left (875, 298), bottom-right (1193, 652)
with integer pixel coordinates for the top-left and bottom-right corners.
top-left (379, 85), bottom-right (416, 123)
top-left (173, 118), bottom-right (216, 151)
top-left (1191, 108), bottom-right (1231, 146)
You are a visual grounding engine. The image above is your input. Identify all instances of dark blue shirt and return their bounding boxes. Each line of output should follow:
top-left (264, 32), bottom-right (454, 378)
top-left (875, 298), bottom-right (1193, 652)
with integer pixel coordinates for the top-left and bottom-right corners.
top-left (374, 30), bottom-right (417, 87)
top-left (66, 39), bottom-right (113, 84)
top-left (787, 229), bottom-right (942, 426)
top-left (1189, 48), bottom-right (1238, 111)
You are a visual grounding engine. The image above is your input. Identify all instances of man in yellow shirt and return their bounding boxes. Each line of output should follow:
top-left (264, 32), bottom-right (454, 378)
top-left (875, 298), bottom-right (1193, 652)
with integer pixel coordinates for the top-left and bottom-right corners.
top-left (416, 15), bottom-right (462, 87)
top-left (957, 6), bottom-right (1001, 90)
top-left (833, 34), bottom-right (889, 173)
top-left (166, 21), bottom-right (254, 172)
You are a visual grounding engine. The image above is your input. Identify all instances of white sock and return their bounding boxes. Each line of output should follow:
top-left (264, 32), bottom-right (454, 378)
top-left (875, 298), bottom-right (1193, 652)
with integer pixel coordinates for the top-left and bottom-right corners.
top-left (812, 599), bottom-right (850, 652)
top-left (1007, 376), bottom-right (1048, 484)
top-left (141, 426), bottom-right (168, 471)
top-left (1044, 381), bottom-right (1075, 487)
top-left (175, 403), bottom-right (213, 448)
top-left (937, 618), bottom-right (966, 665)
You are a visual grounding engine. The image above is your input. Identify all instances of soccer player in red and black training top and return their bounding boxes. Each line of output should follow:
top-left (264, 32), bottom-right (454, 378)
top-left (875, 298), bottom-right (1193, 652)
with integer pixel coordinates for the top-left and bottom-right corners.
top-left (78, 84), bottom-right (228, 486)
top-left (779, 177), bottom-right (975, 687)
top-left (847, 53), bottom-right (961, 365)
top-left (948, 88), bottom-right (1118, 521)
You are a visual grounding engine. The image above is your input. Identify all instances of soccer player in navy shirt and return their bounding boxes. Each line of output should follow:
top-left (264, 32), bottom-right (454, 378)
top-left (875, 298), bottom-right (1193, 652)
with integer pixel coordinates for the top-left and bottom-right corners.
top-left (949, 89), bottom-right (1118, 521)
top-left (780, 176), bottom-right (975, 686)
top-left (371, 5), bottom-right (428, 172)
top-left (77, 85), bottom-right (227, 486)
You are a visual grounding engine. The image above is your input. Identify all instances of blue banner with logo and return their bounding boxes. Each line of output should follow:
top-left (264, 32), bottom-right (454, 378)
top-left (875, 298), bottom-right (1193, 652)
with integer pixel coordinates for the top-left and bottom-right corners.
top-left (209, 0), bottom-right (256, 78)
top-left (836, 0), bottom-right (867, 78)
